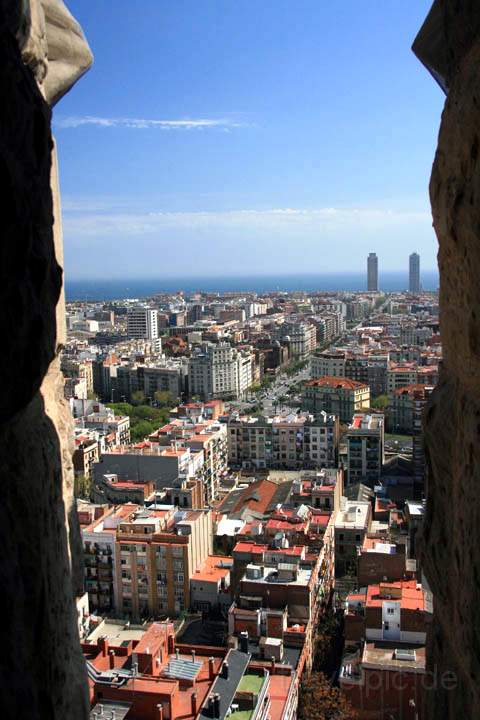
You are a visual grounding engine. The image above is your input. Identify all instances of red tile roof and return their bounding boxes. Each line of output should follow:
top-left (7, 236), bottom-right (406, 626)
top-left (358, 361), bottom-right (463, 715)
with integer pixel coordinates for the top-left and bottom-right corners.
top-left (306, 376), bottom-right (368, 390)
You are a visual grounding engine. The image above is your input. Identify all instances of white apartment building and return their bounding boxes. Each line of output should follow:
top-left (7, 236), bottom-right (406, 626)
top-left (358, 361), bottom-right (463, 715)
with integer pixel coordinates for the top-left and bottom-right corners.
top-left (311, 352), bottom-right (346, 379)
top-left (188, 343), bottom-right (253, 400)
top-left (127, 305), bottom-right (159, 341)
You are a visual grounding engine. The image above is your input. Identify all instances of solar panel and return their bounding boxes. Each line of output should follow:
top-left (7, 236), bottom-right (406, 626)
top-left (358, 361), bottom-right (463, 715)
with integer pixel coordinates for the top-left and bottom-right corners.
top-left (164, 657), bottom-right (202, 680)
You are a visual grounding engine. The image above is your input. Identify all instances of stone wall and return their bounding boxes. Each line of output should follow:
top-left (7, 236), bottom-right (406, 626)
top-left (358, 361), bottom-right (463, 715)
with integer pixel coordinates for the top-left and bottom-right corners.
top-left (415, 2), bottom-right (480, 718)
top-left (0, 2), bottom-right (92, 718)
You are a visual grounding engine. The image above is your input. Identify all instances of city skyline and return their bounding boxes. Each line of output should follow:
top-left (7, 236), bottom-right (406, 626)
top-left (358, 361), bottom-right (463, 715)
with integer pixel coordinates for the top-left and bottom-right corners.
top-left (57, 1), bottom-right (442, 280)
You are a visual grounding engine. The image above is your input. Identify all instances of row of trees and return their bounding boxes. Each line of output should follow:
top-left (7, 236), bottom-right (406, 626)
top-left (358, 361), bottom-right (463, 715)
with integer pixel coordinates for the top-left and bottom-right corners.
top-left (107, 390), bottom-right (174, 442)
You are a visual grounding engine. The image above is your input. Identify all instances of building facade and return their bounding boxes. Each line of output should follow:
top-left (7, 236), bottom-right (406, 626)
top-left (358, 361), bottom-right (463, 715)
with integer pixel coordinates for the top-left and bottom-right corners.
top-left (409, 252), bottom-right (421, 293)
top-left (303, 377), bottom-right (370, 423)
top-left (367, 253), bottom-right (378, 292)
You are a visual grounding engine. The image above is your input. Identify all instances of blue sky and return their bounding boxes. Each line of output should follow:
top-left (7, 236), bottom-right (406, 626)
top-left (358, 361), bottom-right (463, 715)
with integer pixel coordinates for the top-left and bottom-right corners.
top-left (56, 0), bottom-right (443, 280)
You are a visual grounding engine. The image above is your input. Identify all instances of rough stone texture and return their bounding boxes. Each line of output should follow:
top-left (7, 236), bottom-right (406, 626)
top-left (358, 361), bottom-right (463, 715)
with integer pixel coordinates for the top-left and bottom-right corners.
top-left (21, 0), bottom-right (93, 105)
top-left (418, 3), bottom-right (480, 718)
top-left (0, 2), bottom-right (91, 717)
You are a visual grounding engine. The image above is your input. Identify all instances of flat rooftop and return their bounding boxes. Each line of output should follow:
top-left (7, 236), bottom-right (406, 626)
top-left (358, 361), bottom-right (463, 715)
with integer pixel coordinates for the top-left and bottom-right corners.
top-left (363, 641), bottom-right (426, 673)
top-left (242, 565), bottom-right (312, 587)
top-left (87, 619), bottom-right (148, 645)
top-left (335, 501), bottom-right (370, 529)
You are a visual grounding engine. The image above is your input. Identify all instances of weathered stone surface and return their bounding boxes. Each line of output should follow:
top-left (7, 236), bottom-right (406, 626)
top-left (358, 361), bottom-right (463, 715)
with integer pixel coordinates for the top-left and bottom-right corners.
top-left (417, 3), bottom-right (480, 717)
top-left (21, 0), bottom-right (93, 106)
top-left (0, 2), bottom-right (91, 717)
top-left (0, 17), bottom-right (60, 423)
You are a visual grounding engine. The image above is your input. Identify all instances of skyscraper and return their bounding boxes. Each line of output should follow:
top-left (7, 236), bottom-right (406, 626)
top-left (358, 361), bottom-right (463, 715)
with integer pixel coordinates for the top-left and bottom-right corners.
top-left (409, 252), bottom-right (420, 293)
top-left (367, 253), bottom-right (378, 291)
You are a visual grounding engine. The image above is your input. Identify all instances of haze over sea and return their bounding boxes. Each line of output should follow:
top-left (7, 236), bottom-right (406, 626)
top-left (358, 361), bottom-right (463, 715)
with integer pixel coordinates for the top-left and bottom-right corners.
top-left (66, 271), bottom-right (439, 301)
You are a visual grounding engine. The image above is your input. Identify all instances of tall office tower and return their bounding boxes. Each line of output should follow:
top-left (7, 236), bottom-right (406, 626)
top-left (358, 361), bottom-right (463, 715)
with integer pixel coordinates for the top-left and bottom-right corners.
top-left (367, 252), bottom-right (378, 291)
top-left (127, 305), bottom-right (159, 340)
top-left (409, 252), bottom-right (420, 293)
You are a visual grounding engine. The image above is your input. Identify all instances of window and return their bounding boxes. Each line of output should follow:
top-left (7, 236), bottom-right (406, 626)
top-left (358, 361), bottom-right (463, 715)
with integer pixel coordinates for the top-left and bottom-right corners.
top-left (387, 607), bottom-right (395, 615)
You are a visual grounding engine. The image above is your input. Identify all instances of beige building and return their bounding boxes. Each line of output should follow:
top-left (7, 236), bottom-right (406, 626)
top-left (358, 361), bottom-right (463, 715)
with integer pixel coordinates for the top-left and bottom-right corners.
top-left (115, 507), bottom-right (213, 619)
top-left (303, 377), bottom-right (370, 424)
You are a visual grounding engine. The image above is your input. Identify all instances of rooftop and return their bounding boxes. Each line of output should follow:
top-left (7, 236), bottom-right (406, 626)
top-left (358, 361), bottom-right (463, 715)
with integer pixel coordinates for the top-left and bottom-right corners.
top-left (306, 376), bottom-right (369, 390)
top-left (363, 641), bottom-right (426, 672)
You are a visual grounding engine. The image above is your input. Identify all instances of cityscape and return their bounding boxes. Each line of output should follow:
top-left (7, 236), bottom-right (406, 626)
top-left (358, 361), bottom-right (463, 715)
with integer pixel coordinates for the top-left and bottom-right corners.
top-left (64, 253), bottom-right (437, 720)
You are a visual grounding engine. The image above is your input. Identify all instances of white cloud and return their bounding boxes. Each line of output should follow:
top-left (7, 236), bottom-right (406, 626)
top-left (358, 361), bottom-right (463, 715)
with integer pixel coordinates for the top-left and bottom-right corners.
top-left (63, 205), bottom-right (431, 238)
top-left (54, 115), bottom-right (248, 130)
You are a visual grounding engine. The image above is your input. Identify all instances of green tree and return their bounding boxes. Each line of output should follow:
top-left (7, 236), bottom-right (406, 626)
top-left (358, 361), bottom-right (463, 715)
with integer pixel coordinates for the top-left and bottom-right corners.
top-left (130, 420), bottom-right (155, 442)
top-left (131, 390), bottom-right (147, 406)
top-left (154, 390), bottom-right (174, 407)
top-left (131, 405), bottom-right (157, 421)
top-left (371, 394), bottom-right (389, 409)
top-left (107, 402), bottom-right (133, 416)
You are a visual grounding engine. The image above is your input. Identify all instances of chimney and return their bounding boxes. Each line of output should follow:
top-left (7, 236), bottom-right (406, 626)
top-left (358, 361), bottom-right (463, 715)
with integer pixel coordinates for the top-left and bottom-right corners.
top-left (176, 648), bottom-right (180, 661)
top-left (191, 649), bottom-right (196, 663)
top-left (213, 694), bottom-right (221, 719)
top-left (156, 704), bottom-right (164, 720)
top-left (270, 656), bottom-right (276, 673)
top-left (98, 636), bottom-right (109, 657)
top-left (191, 692), bottom-right (198, 716)
top-left (168, 633), bottom-right (175, 654)
top-left (239, 631), bottom-right (249, 653)
top-left (109, 650), bottom-right (115, 670)
top-left (208, 656), bottom-right (215, 680)
top-left (222, 661), bottom-right (229, 679)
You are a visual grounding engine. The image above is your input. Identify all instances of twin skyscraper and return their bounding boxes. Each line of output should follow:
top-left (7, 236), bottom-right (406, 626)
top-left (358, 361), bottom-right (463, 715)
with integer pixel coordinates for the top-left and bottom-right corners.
top-left (367, 252), bottom-right (420, 293)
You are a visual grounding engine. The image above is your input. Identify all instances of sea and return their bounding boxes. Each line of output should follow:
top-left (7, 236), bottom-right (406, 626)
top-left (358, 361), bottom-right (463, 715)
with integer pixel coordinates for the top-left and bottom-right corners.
top-left (65, 271), bottom-right (439, 301)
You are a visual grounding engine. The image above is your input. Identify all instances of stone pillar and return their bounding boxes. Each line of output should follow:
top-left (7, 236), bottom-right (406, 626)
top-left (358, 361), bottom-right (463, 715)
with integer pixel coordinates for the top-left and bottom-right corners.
top-left (414, 3), bottom-right (480, 718)
top-left (0, 2), bottom-right (92, 717)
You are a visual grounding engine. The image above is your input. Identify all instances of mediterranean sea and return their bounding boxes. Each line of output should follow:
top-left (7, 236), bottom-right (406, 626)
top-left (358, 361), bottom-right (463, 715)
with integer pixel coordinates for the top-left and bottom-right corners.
top-left (65, 271), bottom-right (439, 301)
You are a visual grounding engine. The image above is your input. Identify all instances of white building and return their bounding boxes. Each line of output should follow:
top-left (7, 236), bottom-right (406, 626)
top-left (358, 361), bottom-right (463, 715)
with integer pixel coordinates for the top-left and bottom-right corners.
top-left (127, 305), bottom-right (159, 341)
top-left (188, 343), bottom-right (254, 400)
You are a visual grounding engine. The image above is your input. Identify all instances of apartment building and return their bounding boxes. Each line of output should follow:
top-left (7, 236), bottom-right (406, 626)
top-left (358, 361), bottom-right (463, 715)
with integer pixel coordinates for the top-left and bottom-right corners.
top-left (73, 432), bottom-right (100, 480)
top-left (389, 384), bottom-right (426, 433)
top-left (126, 305), bottom-right (159, 341)
top-left (94, 443), bottom-right (205, 491)
top-left (387, 364), bottom-right (419, 393)
top-left (149, 418), bottom-right (228, 502)
top-left (412, 385), bottom-right (434, 485)
top-left (80, 504), bottom-right (136, 613)
top-left (71, 400), bottom-right (131, 445)
top-left (334, 500), bottom-right (372, 578)
top-left (311, 352), bottom-right (346, 379)
top-left (61, 356), bottom-right (94, 394)
top-left (143, 360), bottom-right (188, 402)
top-left (228, 412), bottom-right (339, 470)
top-left (303, 377), bottom-right (370, 423)
top-left (189, 343), bottom-right (254, 400)
top-left (85, 621), bottom-right (292, 720)
top-left (115, 506), bottom-right (212, 618)
top-left (346, 413), bottom-right (384, 486)
top-left (276, 321), bottom-right (317, 360)
top-left (340, 580), bottom-right (432, 720)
